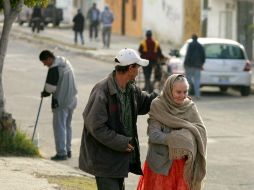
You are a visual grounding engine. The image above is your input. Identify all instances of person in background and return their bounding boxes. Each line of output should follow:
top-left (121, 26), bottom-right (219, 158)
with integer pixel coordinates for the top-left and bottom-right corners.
top-left (184, 34), bottom-right (205, 99)
top-left (79, 48), bottom-right (158, 190)
top-left (72, 9), bottom-right (85, 45)
top-left (87, 3), bottom-right (100, 41)
top-left (39, 50), bottom-right (78, 161)
top-left (100, 5), bottom-right (114, 48)
top-left (31, 5), bottom-right (42, 33)
top-left (137, 74), bottom-right (207, 190)
top-left (138, 30), bottom-right (165, 93)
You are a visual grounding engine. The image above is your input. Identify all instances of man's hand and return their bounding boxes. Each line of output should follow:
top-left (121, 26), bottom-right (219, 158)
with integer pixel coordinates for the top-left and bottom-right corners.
top-left (41, 91), bottom-right (50, 98)
top-left (125, 143), bottom-right (134, 152)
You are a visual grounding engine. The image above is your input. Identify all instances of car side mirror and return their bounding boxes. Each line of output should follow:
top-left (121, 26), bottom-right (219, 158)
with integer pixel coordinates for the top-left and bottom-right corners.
top-left (169, 49), bottom-right (180, 57)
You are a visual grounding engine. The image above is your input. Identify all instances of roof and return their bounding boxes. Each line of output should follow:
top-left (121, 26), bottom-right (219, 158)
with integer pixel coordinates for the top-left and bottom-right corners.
top-left (186, 37), bottom-right (243, 47)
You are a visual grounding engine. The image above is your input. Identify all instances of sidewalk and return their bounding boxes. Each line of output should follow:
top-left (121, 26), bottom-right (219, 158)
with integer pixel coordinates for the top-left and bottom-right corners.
top-left (10, 23), bottom-right (173, 63)
top-left (0, 157), bottom-right (96, 190)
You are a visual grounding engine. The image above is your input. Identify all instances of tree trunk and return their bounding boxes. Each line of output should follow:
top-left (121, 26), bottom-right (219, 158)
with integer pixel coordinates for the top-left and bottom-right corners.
top-left (0, 0), bottom-right (23, 116)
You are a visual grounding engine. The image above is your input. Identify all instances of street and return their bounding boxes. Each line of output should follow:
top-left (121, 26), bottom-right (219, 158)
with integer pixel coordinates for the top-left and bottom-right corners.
top-left (4, 37), bottom-right (254, 190)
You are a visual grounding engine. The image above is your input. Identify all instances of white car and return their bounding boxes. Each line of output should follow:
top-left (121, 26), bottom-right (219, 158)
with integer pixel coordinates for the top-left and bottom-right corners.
top-left (168, 37), bottom-right (252, 96)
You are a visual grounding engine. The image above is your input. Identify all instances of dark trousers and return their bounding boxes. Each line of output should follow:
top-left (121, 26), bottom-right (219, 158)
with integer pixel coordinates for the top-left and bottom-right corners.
top-left (89, 21), bottom-right (98, 39)
top-left (102, 26), bottom-right (112, 48)
top-left (31, 17), bottom-right (41, 33)
top-left (74, 31), bottom-right (84, 44)
top-left (142, 60), bottom-right (156, 93)
top-left (95, 177), bottom-right (125, 190)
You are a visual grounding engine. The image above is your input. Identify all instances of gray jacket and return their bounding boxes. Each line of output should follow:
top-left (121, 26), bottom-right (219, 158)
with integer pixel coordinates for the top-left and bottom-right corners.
top-left (100, 8), bottom-right (114, 27)
top-left (79, 71), bottom-right (157, 177)
top-left (45, 56), bottom-right (77, 110)
top-left (146, 119), bottom-right (173, 175)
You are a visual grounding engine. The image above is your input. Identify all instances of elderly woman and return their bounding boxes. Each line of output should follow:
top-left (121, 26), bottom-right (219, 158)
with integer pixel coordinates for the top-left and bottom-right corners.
top-left (137, 74), bottom-right (207, 190)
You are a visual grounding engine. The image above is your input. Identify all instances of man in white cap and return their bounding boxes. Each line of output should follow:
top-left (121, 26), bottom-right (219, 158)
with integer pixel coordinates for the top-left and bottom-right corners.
top-left (79, 48), bottom-right (158, 190)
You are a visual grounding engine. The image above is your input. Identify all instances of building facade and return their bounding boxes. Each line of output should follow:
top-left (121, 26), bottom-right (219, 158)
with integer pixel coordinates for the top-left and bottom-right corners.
top-left (105, 0), bottom-right (201, 46)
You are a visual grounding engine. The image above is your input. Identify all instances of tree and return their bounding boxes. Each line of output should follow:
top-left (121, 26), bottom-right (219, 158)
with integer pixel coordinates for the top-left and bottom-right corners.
top-left (0, 0), bottom-right (48, 129)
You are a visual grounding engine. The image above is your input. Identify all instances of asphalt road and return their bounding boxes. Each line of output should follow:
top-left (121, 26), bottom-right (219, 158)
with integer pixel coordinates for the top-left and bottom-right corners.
top-left (4, 37), bottom-right (254, 190)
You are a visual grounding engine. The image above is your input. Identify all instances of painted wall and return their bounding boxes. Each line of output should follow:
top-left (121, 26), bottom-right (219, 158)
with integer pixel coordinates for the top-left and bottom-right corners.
top-left (206, 0), bottom-right (237, 40)
top-left (105, 0), bottom-right (123, 35)
top-left (56, 0), bottom-right (73, 23)
top-left (183, 0), bottom-right (201, 41)
top-left (142, 0), bottom-right (184, 46)
top-left (105, 0), bottom-right (142, 37)
top-left (125, 0), bottom-right (143, 37)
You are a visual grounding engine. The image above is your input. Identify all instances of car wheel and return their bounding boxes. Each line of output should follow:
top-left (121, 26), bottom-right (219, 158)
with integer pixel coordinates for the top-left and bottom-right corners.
top-left (219, 86), bottom-right (228, 93)
top-left (240, 86), bottom-right (250, 96)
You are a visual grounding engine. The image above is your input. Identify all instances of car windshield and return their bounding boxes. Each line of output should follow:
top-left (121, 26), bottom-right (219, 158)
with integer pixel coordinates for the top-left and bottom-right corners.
top-left (203, 44), bottom-right (245, 59)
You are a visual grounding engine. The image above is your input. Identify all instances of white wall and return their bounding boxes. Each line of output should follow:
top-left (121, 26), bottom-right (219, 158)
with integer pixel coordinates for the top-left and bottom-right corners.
top-left (142, 0), bottom-right (184, 46)
top-left (207, 0), bottom-right (237, 40)
top-left (57, 0), bottom-right (73, 23)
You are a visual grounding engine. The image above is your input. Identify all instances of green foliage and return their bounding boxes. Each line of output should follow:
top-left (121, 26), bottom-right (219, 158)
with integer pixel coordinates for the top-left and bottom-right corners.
top-left (0, 129), bottom-right (40, 157)
top-left (24, 0), bottom-right (49, 8)
top-left (0, 0), bottom-right (49, 10)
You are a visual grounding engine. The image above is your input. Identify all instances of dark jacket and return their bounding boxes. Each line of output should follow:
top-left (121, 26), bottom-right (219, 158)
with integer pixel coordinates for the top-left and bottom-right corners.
top-left (87, 7), bottom-right (100, 24)
top-left (138, 37), bottom-right (164, 62)
top-left (79, 71), bottom-right (157, 177)
top-left (184, 39), bottom-right (205, 68)
top-left (73, 13), bottom-right (85, 32)
top-left (31, 6), bottom-right (42, 18)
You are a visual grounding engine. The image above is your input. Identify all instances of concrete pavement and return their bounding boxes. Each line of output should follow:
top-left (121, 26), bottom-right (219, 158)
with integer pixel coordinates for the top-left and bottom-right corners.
top-left (0, 157), bottom-right (95, 190)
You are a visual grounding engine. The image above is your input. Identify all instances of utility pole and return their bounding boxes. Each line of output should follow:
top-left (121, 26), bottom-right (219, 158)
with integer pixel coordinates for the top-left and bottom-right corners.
top-left (121, 0), bottom-right (126, 35)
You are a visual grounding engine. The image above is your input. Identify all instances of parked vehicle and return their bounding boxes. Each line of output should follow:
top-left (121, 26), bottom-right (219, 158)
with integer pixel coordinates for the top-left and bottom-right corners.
top-left (43, 4), bottom-right (63, 26)
top-left (17, 4), bottom-right (63, 26)
top-left (168, 38), bottom-right (252, 96)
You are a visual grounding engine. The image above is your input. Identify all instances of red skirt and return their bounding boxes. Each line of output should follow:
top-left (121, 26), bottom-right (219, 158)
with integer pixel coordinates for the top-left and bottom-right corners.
top-left (137, 159), bottom-right (189, 190)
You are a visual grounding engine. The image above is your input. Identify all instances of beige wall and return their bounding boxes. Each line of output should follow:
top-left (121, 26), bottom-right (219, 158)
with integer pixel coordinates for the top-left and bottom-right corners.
top-left (183, 0), bottom-right (201, 41)
top-left (105, 0), bottom-right (142, 37)
top-left (125, 0), bottom-right (142, 37)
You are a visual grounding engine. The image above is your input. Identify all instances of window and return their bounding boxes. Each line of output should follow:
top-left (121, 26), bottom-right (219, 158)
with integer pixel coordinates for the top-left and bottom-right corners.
top-left (204, 44), bottom-right (244, 59)
top-left (132, 0), bottom-right (137, 20)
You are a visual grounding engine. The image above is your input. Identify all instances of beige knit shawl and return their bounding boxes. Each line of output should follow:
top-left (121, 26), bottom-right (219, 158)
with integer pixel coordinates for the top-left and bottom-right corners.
top-left (148, 74), bottom-right (207, 190)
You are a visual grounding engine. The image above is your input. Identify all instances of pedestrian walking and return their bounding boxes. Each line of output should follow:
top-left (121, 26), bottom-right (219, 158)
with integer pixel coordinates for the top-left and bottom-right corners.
top-left (79, 48), bottom-right (158, 190)
top-left (184, 34), bottom-right (206, 99)
top-left (87, 3), bottom-right (100, 41)
top-left (138, 30), bottom-right (165, 93)
top-left (31, 6), bottom-right (43, 33)
top-left (72, 9), bottom-right (85, 45)
top-left (100, 5), bottom-right (114, 48)
top-left (137, 74), bottom-right (207, 190)
top-left (39, 50), bottom-right (78, 161)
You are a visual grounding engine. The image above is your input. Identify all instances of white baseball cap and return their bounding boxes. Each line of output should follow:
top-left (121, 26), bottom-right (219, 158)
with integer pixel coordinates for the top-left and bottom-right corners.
top-left (115, 48), bottom-right (149, 67)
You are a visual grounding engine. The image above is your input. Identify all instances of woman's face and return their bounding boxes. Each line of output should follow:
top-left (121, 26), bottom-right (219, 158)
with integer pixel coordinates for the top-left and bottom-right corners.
top-left (172, 81), bottom-right (188, 105)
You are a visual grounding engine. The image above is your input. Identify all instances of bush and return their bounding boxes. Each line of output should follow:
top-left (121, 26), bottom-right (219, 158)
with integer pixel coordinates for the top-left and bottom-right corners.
top-left (0, 129), bottom-right (40, 157)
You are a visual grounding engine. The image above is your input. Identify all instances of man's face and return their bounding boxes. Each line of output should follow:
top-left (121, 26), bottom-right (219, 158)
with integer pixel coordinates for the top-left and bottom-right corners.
top-left (128, 64), bottom-right (141, 81)
top-left (41, 57), bottom-right (53, 67)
